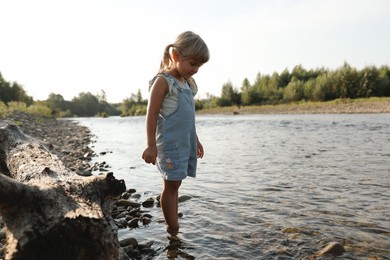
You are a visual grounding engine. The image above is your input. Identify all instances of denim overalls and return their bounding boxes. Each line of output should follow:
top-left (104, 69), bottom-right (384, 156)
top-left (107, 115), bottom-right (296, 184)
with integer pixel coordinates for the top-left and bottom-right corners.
top-left (154, 73), bottom-right (197, 181)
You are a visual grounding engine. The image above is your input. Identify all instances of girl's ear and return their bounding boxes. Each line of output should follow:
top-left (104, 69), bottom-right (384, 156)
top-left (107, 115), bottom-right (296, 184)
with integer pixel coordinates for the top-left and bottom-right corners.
top-left (172, 49), bottom-right (180, 62)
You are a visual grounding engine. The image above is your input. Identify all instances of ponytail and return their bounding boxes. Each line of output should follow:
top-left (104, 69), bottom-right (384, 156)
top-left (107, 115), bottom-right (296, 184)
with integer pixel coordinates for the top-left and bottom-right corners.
top-left (159, 44), bottom-right (174, 73)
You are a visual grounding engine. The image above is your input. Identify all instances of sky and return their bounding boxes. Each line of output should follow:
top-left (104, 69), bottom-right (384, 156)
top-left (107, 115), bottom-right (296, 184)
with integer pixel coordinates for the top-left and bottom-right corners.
top-left (1, 0), bottom-right (390, 103)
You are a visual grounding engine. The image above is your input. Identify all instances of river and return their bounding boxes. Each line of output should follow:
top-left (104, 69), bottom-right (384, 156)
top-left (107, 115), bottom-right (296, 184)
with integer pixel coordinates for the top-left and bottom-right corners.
top-left (73, 113), bottom-right (390, 259)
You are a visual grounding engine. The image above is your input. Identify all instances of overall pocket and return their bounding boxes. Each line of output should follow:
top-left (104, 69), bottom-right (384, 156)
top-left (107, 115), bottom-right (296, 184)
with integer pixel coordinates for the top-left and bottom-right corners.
top-left (157, 144), bottom-right (179, 172)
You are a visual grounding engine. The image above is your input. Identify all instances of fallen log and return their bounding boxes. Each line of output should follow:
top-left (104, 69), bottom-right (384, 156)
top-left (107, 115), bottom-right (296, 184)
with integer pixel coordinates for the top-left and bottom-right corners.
top-left (0, 121), bottom-right (126, 260)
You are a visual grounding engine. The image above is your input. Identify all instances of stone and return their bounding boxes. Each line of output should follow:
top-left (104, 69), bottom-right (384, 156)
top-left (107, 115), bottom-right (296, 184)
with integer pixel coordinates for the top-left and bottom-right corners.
top-left (178, 195), bottom-right (192, 203)
top-left (116, 199), bottom-right (141, 208)
top-left (142, 198), bottom-right (155, 208)
top-left (315, 241), bottom-right (346, 257)
top-left (142, 217), bottom-right (151, 225)
top-left (128, 218), bottom-right (139, 228)
top-left (119, 237), bottom-right (138, 248)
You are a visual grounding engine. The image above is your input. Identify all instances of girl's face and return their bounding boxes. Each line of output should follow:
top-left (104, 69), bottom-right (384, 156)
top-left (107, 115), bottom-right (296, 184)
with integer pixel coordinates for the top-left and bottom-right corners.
top-left (171, 50), bottom-right (203, 80)
top-left (177, 58), bottom-right (203, 79)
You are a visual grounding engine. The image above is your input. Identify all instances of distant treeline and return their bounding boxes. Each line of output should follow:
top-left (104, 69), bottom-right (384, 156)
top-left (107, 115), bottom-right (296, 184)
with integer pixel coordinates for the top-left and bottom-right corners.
top-left (198, 63), bottom-right (390, 110)
top-left (1, 63), bottom-right (390, 117)
top-left (0, 71), bottom-right (146, 117)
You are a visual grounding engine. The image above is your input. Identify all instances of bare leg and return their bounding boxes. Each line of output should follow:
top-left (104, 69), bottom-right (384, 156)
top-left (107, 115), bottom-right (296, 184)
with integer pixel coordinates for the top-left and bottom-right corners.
top-left (161, 179), bottom-right (182, 235)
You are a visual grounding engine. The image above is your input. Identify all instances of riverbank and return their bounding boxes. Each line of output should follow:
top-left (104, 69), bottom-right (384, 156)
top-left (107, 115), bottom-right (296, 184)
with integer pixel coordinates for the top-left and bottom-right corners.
top-left (197, 97), bottom-right (390, 115)
top-left (0, 110), bottom-right (95, 173)
top-left (0, 111), bottom-right (155, 259)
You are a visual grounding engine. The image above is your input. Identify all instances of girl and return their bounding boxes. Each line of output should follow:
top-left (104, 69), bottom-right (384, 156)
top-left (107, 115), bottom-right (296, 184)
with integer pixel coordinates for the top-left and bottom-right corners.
top-left (142, 31), bottom-right (210, 236)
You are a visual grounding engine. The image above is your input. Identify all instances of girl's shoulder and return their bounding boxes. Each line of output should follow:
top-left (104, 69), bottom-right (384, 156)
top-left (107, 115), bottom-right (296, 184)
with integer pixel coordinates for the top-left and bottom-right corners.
top-left (149, 73), bottom-right (175, 90)
top-left (149, 73), bottom-right (177, 97)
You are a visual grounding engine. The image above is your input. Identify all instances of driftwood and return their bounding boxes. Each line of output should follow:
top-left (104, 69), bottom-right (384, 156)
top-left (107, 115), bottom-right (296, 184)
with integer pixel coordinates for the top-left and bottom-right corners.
top-left (0, 122), bottom-right (126, 260)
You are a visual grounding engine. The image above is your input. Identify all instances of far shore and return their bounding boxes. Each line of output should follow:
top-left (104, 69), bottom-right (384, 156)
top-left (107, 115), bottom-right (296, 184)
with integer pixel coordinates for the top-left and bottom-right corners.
top-left (196, 98), bottom-right (390, 115)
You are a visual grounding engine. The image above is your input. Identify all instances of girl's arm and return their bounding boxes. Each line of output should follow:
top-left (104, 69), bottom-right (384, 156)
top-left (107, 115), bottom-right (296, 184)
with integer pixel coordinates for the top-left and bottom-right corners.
top-left (142, 77), bottom-right (168, 164)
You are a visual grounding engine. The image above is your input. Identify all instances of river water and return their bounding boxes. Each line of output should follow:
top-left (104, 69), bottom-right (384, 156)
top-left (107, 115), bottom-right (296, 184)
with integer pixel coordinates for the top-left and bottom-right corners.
top-left (73, 113), bottom-right (390, 259)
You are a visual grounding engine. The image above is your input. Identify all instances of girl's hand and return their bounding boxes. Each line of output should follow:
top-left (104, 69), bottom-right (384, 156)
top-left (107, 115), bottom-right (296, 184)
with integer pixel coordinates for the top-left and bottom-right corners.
top-left (142, 146), bottom-right (157, 165)
top-left (197, 140), bottom-right (204, 158)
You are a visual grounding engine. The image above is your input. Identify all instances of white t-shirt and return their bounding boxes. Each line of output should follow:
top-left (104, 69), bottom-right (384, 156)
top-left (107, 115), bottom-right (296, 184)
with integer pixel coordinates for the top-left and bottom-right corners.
top-left (149, 74), bottom-right (198, 117)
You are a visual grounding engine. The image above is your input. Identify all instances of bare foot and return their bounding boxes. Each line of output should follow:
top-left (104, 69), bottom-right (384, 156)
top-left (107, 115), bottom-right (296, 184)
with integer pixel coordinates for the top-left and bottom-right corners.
top-left (167, 227), bottom-right (179, 236)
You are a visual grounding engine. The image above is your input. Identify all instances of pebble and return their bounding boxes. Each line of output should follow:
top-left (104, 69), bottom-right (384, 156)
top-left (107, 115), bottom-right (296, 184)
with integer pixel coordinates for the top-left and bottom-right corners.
top-left (116, 199), bottom-right (141, 208)
top-left (130, 193), bottom-right (141, 199)
top-left (315, 241), bottom-right (346, 257)
top-left (76, 170), bottom-right (93, 176)
top-left (119, 237), bottom-right (138, 247)
top-left (178, 195), bottom-right (193, 203)
top-left (128, 218), bottom-right (140, 228)
top-left (142, 198), bottom-right (155, 208)
top-left (142, 217), bottom-right (152, 225)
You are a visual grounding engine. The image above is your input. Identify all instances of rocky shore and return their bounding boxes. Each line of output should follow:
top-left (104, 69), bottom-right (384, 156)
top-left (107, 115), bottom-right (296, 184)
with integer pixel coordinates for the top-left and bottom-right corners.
top-left (0, 111), bottom-right (157, 259)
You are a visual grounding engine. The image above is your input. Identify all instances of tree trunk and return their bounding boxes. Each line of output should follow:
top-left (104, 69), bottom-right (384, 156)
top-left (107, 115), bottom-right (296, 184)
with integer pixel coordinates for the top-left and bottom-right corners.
top-left (0, 122), bottom-right (126, 260)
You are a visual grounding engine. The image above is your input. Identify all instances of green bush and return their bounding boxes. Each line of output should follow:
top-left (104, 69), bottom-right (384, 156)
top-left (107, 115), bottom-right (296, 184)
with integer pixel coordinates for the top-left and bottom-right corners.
top-left (7, 101), bottom-right (27, 111)
top-left (26, 103), bottom-right (53, 117)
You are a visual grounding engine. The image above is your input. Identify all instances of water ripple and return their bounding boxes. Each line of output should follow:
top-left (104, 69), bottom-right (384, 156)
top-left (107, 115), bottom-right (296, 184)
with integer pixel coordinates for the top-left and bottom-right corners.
top-left (74, 113), bottom-right (390, 259)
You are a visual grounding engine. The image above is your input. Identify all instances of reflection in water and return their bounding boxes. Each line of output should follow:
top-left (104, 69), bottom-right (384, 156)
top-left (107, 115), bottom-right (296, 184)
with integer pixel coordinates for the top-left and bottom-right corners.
top-left (165, 235), bottom-right (194, 260)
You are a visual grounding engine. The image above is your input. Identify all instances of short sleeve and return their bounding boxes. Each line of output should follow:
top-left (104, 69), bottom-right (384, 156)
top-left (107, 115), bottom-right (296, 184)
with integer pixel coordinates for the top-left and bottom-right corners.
top-left (149, 73), bottom-right (176, 96)
top-left (187, 77), bottom-right (198, 96)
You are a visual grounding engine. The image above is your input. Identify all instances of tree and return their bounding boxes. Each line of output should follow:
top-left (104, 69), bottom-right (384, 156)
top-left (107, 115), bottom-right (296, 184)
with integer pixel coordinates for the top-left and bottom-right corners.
top-left (376, 65), bottom-right (390, 96)
top-left (359, 66), bottom-right (379, 97)
top-left (252, 74), bottom-right (269, 103)
top-left (219, 81), bottom-right (240, 106)
top-left (311, 73), bottom-right (338, 101)
top-left (265, 73), bottom-right (284, 103)
top-left (120, 89), bottom-right (147, 116)
top-left (279, 69), bottom-right (291, 88)
top-left (335, 62), bottom-right (360, 99)
top-left (10, 82), bottom-right (33, 105)
top-left (71, 92), bottom-right (100, 117)
top-left (46, 93), bottom-right (68, 113)
top-left (283, 77), bottom-right (305, 102)
top-left (241, 73), bottom-right (271, 105)
top-left (0, 73), bottom-right (33, 105)
top-left (291, 65), bottom-right (308, 81)
top-left (241, 78), bottom-right (252, 105)
top-left (96, 90), bottom-right (107, 102)
top-left (241, 78), bottom-right (250, 93)
top-left (136, 89), bottom-right (144, 103)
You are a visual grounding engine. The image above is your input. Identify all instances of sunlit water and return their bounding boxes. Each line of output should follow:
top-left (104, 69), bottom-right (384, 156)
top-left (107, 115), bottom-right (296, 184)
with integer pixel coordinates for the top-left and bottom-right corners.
top-left (72, 114), bottom-right (390, 259)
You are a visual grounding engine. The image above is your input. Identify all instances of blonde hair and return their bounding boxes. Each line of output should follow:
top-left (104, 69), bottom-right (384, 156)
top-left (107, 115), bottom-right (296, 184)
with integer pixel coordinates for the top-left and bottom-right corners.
top-left (159, 31), bottom-right (210, 73)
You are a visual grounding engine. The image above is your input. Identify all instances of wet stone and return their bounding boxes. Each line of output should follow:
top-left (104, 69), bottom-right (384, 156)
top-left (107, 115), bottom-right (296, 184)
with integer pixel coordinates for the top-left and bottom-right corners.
top-left (315, 241), bottom-right (346, 257)
top-left (142, 198), bottom-right (155, 208)
top-left (120, 237), bottom-right (138, 248)
top-left (128, 218), bottom-right (140, 228)
top-left (116, 199), bottom-right (141, 208)
top-left (127, 188), bottom-right (136, 194)
top-left (142, 217), bottom-right (151, 225)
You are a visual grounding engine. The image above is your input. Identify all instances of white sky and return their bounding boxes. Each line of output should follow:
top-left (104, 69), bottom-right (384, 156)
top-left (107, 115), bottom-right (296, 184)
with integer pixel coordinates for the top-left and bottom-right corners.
top-left (1, 0), bottom-right (389, 103)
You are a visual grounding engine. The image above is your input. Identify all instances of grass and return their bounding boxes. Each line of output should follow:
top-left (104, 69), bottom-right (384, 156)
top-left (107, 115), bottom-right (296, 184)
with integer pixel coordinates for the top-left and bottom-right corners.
top-left (197, 97), bottom-right (390, 115)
